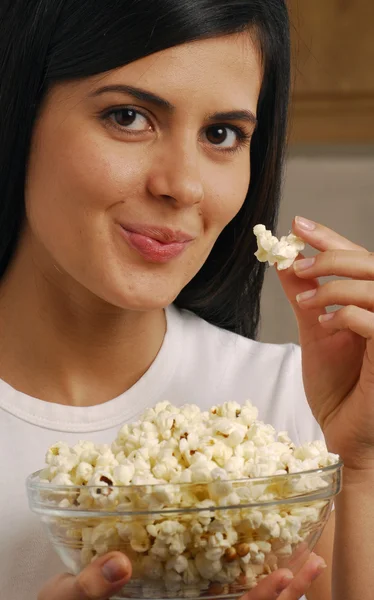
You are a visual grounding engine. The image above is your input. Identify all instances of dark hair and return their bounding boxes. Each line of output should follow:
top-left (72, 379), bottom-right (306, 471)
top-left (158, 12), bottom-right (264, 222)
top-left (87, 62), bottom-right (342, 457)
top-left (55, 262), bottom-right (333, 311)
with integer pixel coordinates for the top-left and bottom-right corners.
top-left (0, 0), bottom-right (290, 339)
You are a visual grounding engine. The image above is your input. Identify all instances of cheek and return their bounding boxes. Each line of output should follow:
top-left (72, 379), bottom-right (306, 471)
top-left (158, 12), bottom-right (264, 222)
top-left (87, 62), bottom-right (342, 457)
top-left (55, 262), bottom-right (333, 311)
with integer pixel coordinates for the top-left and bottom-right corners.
top-left (205, 157), bottom-right (250, 230)
top-left (25, 126), bottom-right (146, 243)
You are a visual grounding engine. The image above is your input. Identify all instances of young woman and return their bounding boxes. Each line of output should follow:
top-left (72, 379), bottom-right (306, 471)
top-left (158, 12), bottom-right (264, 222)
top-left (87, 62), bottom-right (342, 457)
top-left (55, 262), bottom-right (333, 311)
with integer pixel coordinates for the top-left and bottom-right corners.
top-left (1, 1), bottom-right (373, 599)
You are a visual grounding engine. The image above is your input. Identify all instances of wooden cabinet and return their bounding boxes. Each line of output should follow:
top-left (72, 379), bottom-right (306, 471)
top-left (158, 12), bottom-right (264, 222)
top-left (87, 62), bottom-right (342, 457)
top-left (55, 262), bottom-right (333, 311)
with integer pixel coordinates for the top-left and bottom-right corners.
top-left (288, 0), bottom-right (374, 143)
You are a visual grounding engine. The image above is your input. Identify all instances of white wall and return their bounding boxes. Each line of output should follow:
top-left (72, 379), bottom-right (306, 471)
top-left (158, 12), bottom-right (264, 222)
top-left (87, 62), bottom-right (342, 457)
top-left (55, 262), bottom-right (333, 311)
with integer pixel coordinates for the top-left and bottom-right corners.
top-left (259, 149), bottom-right (374, 344)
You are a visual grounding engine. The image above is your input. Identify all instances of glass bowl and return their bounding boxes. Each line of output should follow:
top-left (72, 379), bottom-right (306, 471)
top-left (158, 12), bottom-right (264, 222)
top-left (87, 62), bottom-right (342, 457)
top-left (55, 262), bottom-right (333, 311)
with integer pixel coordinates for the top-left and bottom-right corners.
top-left (27, 462), bottom-right (342, 599)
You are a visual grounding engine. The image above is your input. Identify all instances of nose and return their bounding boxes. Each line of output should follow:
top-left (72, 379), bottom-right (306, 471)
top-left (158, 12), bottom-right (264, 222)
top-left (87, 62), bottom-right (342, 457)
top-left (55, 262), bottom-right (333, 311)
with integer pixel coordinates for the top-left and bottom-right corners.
top-left (146, 143), bottom-right (205, 207)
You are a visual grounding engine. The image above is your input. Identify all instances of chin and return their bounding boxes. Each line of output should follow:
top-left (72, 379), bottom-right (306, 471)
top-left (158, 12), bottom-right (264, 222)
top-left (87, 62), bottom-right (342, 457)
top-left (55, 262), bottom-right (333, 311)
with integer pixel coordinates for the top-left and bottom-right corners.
top-left (117, 295), bottom-right (174, 312)
top-left (82, 258), bottom-right (192, 312)
top-left (97, 282), bottom-right (180, 313)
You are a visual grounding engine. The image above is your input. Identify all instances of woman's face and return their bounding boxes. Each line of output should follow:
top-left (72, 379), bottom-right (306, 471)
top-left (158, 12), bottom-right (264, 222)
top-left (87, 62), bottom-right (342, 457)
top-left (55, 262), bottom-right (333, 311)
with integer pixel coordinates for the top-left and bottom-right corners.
top-left (25, 33), bottom-right (262, 310)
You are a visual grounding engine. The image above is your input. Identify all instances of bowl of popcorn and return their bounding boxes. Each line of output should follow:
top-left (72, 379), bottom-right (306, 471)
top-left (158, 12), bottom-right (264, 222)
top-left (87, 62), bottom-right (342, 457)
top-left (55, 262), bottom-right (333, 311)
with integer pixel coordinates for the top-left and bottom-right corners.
top-left (27, 401), bottom-right (342, 599)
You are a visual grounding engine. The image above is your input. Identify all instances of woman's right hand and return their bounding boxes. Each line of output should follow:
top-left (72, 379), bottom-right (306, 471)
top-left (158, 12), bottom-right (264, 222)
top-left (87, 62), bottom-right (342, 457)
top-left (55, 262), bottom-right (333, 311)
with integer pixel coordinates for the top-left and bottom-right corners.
top-left (37, 550), bottom-right (325, 600)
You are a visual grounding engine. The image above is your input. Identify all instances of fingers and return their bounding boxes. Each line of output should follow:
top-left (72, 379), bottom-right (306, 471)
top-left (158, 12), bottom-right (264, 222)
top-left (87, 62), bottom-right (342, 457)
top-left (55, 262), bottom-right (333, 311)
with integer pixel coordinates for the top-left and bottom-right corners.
top-left (276, 218), bottom-right (370, 341)
top-left (280, 542), bottom-right (311, 574)
top-left (319, 305), bottom-right (374, 340)
top-left (295, 278), bottom-right (374, 346)
top-left (296, 280), bottom-right (374, 312)
top-left (239, 568), bottom-right (294, 600)
top-left (38, 552), bottom-right (132, 600)
top-left (286, 244), bottom-right (374, 345)
top-left (294, 250), bottom-right (374, 280)
top-left (279, 553), bottom-right (326, 600)
top-left (238, 553), bottom-right (325, 600)
top-left (293, 216), bottom-right (365, 252)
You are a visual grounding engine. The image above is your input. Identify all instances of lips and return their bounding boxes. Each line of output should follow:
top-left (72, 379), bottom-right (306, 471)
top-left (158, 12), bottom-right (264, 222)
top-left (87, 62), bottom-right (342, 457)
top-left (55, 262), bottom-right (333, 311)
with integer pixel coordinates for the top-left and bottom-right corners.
top-left (118, 223), bottom-right (195, 263)
top-left (123, 225), bottom-right (194, 244)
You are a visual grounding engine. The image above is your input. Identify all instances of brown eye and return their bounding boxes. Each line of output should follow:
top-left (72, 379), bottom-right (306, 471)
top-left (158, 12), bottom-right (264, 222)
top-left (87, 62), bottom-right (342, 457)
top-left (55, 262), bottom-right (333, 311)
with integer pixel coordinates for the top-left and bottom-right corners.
top-left (112, 109), bottom-right (137, 127)
top-left (204, 125), bottom-right (240, 149)
top-left (108, 108), bottom-right (150, 131)
top-left (206, 126), bottom-right (228, 145)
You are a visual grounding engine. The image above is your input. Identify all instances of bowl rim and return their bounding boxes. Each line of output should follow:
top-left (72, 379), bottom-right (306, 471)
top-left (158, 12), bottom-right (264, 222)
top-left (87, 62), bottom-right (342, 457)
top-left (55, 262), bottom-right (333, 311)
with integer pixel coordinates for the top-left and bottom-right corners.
top-left (26, 462), bottom-right (343, 516)
top-left (26, 460), bottom-right (343, 492)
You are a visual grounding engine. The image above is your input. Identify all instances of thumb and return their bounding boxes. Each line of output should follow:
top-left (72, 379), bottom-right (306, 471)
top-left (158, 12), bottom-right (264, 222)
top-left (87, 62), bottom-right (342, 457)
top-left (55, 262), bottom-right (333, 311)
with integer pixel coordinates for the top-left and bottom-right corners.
top-left (38, 552), bottom-right (132, 600)
top-left (276, 254), bottom-right (327, 345)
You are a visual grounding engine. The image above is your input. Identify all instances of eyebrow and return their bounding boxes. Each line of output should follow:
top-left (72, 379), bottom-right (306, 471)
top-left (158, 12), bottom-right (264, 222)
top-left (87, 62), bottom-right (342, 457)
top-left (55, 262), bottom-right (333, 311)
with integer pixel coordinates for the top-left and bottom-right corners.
top-left (89, 84), bottom-right (257, 127)
top-left (207, 110), bottom-right (257, 128)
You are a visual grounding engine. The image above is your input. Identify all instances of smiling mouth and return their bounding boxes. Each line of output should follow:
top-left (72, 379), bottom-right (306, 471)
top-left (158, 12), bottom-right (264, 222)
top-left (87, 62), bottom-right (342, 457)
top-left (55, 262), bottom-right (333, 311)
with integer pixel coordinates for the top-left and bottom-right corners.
top-left (118, 224), bottom-right (195, 263)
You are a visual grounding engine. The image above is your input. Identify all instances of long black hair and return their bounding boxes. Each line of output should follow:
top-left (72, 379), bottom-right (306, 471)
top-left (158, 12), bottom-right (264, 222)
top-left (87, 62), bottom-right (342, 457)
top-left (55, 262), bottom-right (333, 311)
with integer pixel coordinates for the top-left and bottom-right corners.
top-left (0, 0), bottom-right (290, 339)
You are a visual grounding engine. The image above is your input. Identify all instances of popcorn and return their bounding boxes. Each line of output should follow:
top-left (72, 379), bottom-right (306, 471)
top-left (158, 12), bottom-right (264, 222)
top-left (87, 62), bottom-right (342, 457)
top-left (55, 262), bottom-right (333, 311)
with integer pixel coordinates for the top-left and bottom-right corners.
top-left (183, 560), bottom-right (201, 585)
top-left (195, 552), bottom-right (222, 579)
top-left (51, 473), bottom-right (74, 486)
top-left (253, 224), bottom-right (305, 271)
top-left (75, 462), bottom-right (94, 484)
top-left (40, 400), bottom-right (339, 598)
top-left (113, 462), bottom-right (135, 486)
top-left (166, 555), bottom-right (189, 573)
top-left (140, 556), bottom-right (164, 579)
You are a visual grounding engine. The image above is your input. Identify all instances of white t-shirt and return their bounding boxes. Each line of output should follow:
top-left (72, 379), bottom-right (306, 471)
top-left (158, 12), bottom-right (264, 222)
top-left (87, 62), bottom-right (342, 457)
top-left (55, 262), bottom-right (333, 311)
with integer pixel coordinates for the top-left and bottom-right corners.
top-left (0, 304), bottom-right (322, 600)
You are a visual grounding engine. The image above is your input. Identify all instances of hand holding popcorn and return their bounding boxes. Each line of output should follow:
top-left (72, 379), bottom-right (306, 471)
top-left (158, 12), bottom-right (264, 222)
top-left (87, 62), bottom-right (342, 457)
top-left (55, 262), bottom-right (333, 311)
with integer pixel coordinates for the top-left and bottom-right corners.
top-left (277, 216), bottom-right (374, 472)
top-left (37, 548), bottom-right (326, 600)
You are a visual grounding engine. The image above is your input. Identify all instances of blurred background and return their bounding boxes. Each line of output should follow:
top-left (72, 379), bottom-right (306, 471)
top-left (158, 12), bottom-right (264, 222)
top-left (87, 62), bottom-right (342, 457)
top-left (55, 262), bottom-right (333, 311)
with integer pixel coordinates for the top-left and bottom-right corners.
top-left (259, 0), bottom-right (374, 344)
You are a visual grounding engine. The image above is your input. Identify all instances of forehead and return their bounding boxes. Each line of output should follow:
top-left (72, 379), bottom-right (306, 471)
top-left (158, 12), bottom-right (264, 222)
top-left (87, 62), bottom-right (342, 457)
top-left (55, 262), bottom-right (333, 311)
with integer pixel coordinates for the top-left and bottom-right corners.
top-left (85, 32), bottom-right (263, 109)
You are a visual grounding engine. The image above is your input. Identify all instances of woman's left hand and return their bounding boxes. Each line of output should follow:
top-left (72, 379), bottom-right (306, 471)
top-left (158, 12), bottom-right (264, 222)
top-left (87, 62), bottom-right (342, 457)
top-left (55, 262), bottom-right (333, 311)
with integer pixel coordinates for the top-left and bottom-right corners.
top-left (277, 216), bottom-right (374, 472)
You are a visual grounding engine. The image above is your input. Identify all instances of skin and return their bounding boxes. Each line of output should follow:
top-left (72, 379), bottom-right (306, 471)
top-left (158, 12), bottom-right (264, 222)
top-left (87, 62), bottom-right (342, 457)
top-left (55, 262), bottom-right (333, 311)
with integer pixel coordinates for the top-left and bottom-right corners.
top-left (4, 30), bottom-right (373, 600)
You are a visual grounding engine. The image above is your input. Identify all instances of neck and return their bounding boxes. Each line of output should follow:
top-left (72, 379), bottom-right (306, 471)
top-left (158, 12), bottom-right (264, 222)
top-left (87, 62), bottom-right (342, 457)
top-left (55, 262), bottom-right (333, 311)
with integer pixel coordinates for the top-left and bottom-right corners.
top-left (0, 232), bottom-right (166, 407)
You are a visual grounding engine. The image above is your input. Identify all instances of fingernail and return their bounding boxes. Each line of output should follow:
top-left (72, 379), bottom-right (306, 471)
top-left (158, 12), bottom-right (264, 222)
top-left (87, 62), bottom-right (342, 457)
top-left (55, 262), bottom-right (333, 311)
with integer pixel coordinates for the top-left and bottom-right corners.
top-left (312, 559), bottom-right (327, 581)
top-left (294, 257), bottom-right (315, 272)
top-left (102, 557), bottom-right (128, 583)
top-left (296, 289), bottom-right (317, 303)
top-left (295, 216), bottom-right (316, 231)
top-left (276, 574), bottom-right (294, 594)
top-left (319, 312), bottom-right (335, 323)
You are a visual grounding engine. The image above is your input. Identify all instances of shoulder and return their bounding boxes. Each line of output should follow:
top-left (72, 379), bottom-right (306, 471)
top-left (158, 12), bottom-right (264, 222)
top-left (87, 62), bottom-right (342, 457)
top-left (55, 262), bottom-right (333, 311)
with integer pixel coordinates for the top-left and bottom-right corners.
top-left (168, 304), bottom-right (323, 445)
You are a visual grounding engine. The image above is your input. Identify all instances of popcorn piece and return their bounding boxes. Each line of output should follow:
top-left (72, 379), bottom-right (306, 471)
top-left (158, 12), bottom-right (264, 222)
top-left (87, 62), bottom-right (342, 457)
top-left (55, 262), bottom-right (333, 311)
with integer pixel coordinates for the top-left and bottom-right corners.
top-left (214, 561), bottom-right (241, 583)
top-left (253, 224), bottom-right (305, 271)
top-left (75, 462), bottom-right (94, 484)
top-left (90, 523), bottom-right (119, 554)
top-left (117, 522), bottom-right (151, 553)
top-left (113, 462), bottom-right (135, 486)
top-left (183, 560), bottom-right (201, 585)
top-left (51, 473), bottom-right (74, 486)
top-left (140, 556), bottom-right (164, 579)
top-left (166, 555), bottom-right (189, 574)
top-left (195, 552), bottom-right (222, 579)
